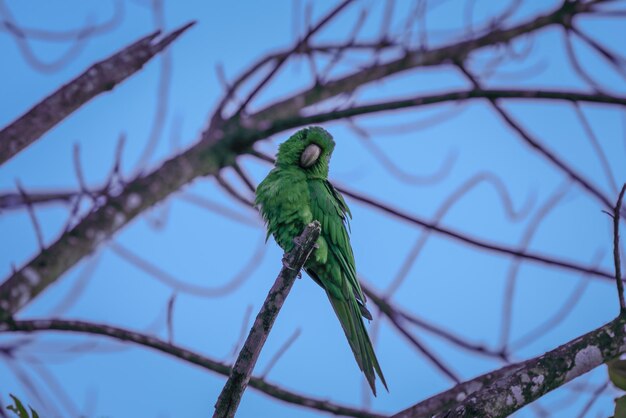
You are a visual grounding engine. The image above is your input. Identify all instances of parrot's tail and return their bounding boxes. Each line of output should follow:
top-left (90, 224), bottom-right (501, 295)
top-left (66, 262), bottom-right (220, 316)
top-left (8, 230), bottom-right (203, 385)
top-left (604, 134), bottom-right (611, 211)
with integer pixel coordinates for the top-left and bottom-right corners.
top-left (327, 292), bottom-right (388, 396)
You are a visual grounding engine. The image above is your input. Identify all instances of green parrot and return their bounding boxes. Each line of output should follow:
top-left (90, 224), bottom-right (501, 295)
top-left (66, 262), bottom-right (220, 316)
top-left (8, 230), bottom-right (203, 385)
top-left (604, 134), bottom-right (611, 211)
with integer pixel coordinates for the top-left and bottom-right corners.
top-left (255, 126), bottom-right (387, 395)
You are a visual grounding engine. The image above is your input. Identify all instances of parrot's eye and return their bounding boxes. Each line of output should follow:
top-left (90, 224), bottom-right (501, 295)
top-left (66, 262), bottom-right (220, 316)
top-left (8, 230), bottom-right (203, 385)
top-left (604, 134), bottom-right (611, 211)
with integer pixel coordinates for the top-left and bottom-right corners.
top-left (300, 144), bottom-right (321, 168)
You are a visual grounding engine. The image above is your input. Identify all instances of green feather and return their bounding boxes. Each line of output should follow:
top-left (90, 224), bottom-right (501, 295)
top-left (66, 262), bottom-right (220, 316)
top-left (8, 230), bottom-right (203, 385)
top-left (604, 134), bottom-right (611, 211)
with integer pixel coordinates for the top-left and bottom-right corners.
top-left (255, 126), bottom-right (387, 395)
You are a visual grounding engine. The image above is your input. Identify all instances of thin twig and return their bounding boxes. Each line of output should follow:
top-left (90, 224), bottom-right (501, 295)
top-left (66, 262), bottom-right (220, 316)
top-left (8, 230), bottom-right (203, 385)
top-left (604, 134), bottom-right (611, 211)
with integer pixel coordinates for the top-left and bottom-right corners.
top-left (234, 0), bottom-right (354, 114)
top-left (109, 239), bottom-right (265, 298)
top-left (260, 328), bottom-right (302, 378)
top-left (575, 380), bottom-right (610, 418)
top-left (0, 0), bottom-right (608, 319)
top-left (212, 222), bottom-right (321, 418)
top-left (232, 162), bottom-right (257, 194)
top-left (498, 181), bottom-right (571, 351)
top-left (251, 152), bottom-right (615, 280)
top-left (230, 305), bottom-right (253, 360)
top-left (166, 293), bottom-right (176, 344)
top-left (613, 183), bottom-right (626, 312)
top-left (215, 174), bottom-right (255, 207)
top-left (456, 63), bottom-right (616, 214)
top-left (510, 249), bottom-right (605, 351)
top-left (15, 181), bottom-right (45, 250)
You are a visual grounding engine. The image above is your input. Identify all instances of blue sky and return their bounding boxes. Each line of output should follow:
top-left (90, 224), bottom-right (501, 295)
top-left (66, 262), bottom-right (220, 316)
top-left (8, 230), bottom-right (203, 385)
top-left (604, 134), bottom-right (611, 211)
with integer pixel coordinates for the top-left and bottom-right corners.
top-left (1, 1), bottom-right (626, 417)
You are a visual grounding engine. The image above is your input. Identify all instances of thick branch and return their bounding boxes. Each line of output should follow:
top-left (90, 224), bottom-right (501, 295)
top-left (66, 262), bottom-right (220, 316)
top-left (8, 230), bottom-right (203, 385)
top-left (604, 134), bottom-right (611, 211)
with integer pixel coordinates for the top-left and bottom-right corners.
top-left (213, 221), bottom-right (321, 418)
top-left (393, 315), bottom-right (626, 418)
top-left (0, 317), bottom-right (380, 418)
top-left (254, 0), bottom-right (596, 123)
top-left (0, 22), bottom-right (195, 165)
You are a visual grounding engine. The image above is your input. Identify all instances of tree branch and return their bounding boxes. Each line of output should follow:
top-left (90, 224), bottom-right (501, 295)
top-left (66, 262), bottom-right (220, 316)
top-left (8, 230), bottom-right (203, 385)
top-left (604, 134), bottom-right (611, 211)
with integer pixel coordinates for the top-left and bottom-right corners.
top-left (290, 89), bottom-right (626, 126)
top-left (337, 186), bottom-right (614, 280)
top-left (0, 21), bottom-right (195, 165)
top-left (251, 151), bottom-right (615, 281)
top-left (0, 0), bottom-right (605, 321)
top-left (213, 221), bottom-right (321, 418)
top-left (0, 316), bottom-right (381, 418)
top-left (253, 0), bottom-right (597, 123)
top-left (613, 184), bottom-right (626, 312)
top-left (393, 315), bottom-right (626, 418)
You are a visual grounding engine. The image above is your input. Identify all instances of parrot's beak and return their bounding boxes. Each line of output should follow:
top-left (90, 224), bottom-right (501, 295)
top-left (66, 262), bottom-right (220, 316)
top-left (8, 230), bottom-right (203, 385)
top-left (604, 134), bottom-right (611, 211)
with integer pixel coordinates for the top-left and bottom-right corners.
top-left (300, 144), bottom-right (321, 168)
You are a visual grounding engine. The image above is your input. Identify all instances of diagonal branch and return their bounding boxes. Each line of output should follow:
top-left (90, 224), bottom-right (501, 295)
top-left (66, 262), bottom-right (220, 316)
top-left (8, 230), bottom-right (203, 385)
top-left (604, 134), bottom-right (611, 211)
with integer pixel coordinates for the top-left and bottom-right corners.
top-left (393, 315), bottom-right (626, 418)
top-left (0, 21), bottom-right (195, 166)
top-left (364, 284), bottom-right (505, 360)
top-left (0, 317), bottom-right (381, 418)
top-left (213, 221), bottom-right (321, 418)
top-left (254, 0), bottom-right (598, 123)
top-left (456, 63), bottom-right (617, 213)
top-left (337, 186), bottom-right (614, 280)
top-left (233, 0), bottom-right (355, 115)
top-left (251, 150), bottom-right (614, 280)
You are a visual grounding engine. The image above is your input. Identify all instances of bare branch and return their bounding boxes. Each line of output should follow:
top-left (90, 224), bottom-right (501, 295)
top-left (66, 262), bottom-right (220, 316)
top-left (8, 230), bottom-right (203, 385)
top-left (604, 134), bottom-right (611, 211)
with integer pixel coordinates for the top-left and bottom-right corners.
top-left (0, 0), bottom-right (123, 42)
top-left (0, 318), bottom-right (382, 418)
top-left (254, 0), bottom-right (599, 123)
top-left (108, 239), bottom-right (265, 298)
top-left (273, 89), bottom-right (626, 131)
top-left (213, 222), bottom-right (320, 418)
top-left (260, 329), bottom-right (302, 378)
top-left (456, 63), bottom-right (616, 213)
top-left (613, 184), bottom-right (626, 312)
top-left (234, 0), bottom-right (355, 115)
top-left (509, 249), bottom-right (605, 351)
top-left (0, 21), bottom-right (195, 165)
top-left (0, 0), bottom-right (607, 323)
top-left (134, 0), bottom-right (171, 171)
top-left (365, 284), bottom-right (506, 360)
top-left (394, 315), bottom-right (626, 418)
top-left (498, 181), bottom-right (571, 350)
top-left (15, 181), bottom-right (45, 250)
top-left (575, 380), bottom-right (610, 418)
top-left (215, 173), bottom-right (255, 207)
top-left (573, 103), bottom-right (619, 194)
top-left (337, 186), bottom-right (614, 280)
top-left (0, 190), bottom-right (76, 211)
top-left (383, 172), bottom-right (534, 298)
top-left (252, 151), bottom-right (613, 280)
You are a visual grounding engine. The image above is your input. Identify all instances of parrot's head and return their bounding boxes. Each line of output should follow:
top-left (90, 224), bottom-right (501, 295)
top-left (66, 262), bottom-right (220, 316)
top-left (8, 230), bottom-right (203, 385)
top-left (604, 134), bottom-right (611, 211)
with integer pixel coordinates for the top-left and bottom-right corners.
top-left (275, 126), bottom-right (335, 178)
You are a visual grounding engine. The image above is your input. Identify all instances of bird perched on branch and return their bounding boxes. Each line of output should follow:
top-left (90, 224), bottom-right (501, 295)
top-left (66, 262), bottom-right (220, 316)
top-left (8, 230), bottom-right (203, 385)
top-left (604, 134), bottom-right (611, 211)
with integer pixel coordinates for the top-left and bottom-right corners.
top-left (255, 126), bottom-right (387, 395)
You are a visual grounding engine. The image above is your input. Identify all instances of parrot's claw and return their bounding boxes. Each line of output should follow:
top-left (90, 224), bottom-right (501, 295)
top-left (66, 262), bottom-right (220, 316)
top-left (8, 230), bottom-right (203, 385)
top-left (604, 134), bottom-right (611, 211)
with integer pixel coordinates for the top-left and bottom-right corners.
top-left (282, 255), bottom-right (296, 271)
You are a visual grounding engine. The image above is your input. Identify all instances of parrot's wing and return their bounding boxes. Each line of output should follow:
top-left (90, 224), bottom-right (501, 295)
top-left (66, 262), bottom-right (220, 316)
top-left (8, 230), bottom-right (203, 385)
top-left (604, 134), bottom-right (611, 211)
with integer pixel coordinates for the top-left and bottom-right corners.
top-left (308, 180), bottom-right (369, 312)
top-left (308, 179), bottom-right (386, 393)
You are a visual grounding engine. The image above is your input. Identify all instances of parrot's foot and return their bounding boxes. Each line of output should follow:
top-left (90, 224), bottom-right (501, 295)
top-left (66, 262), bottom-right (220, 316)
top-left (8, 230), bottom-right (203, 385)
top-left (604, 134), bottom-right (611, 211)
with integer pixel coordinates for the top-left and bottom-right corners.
top-left (282, 255), bottom-right (296, 271)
